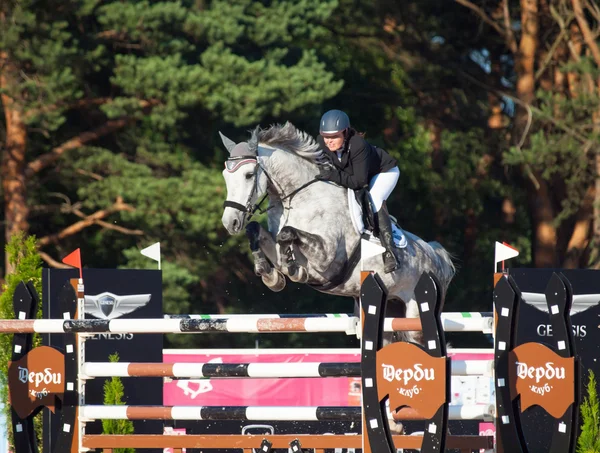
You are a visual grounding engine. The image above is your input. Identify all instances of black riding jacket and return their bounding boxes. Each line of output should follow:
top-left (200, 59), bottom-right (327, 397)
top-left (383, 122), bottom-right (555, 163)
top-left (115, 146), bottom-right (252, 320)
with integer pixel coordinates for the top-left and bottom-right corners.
top-left (317, 132), bottom-right (397, 190)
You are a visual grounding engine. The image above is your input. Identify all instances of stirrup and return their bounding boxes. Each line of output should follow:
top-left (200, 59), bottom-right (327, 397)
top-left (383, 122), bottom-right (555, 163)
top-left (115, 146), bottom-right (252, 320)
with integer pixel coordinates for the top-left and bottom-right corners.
top-left (383, 251), bottom-right (398, 273)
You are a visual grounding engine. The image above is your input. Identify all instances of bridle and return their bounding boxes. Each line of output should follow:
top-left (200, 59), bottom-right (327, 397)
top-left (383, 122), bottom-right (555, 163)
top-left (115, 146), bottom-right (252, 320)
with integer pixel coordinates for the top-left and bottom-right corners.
top-left (222, 157), bottom-right (262, 218)
top-left (222, 155), bottom-right (320, 223)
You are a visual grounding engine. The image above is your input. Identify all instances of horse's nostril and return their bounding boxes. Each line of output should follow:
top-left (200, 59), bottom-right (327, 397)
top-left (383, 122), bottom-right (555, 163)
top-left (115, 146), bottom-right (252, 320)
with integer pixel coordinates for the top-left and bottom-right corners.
top-left (233, 219), bottom-right (239, 231)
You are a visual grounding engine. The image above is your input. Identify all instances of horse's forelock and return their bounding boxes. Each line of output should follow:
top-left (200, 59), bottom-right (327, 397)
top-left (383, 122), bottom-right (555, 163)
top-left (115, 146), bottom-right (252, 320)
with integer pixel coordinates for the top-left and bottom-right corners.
top-left (255, 122), bottom-right (326, 164)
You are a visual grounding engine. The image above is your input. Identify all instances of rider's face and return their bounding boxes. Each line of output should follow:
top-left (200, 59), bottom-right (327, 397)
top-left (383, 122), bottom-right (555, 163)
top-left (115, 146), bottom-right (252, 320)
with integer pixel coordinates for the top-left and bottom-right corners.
top-left (322, 132), bottom-right (345, 152)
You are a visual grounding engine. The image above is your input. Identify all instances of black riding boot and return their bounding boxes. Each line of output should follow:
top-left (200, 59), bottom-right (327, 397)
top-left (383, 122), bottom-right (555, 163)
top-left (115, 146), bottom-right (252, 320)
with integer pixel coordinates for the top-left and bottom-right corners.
top-left (375, 203), bottom-right (399, 273)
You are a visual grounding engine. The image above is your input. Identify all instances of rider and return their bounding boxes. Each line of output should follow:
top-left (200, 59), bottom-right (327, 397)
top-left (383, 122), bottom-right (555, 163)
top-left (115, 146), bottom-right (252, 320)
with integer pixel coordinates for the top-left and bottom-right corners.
top-left (315, 109), bottom-right (400, 273)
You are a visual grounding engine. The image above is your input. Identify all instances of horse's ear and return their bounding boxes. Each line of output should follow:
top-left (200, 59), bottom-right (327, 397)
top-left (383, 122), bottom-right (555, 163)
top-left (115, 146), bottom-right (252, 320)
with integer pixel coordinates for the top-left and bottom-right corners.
top-left (219, 131), bottom-right (237, 154)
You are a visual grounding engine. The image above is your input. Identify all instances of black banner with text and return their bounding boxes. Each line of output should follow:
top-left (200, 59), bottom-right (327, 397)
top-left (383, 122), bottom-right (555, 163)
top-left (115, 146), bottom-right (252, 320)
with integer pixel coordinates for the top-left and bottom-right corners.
top-left (42, 268), bottom-right (163, 453)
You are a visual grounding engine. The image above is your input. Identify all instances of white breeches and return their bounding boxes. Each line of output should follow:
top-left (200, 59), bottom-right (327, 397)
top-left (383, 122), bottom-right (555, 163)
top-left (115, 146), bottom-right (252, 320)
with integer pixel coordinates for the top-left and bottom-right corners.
top-left (369, 166), bottom-right (400, 212)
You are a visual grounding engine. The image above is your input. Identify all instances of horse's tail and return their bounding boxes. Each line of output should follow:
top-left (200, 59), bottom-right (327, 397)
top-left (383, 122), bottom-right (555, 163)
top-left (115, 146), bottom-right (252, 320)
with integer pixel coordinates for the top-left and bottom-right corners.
top-left (428, 241), bottom-right (457, 291)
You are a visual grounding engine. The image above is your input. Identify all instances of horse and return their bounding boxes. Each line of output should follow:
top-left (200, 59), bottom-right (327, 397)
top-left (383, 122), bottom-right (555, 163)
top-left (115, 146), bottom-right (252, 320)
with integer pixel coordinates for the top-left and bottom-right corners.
top-left (219, 122), bottom-right (456, 345)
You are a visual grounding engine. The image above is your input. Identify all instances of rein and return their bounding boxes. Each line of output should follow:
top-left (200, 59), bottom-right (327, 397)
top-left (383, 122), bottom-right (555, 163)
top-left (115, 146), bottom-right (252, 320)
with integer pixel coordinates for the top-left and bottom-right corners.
top-left (223, 156), bottom-right (319, 222)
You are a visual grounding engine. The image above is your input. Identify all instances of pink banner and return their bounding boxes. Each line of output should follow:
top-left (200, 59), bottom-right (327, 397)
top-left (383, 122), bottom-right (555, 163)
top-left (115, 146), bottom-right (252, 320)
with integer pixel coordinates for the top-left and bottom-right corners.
top-left (163, 349), bottom-right (494, 407)
top-left (479, 422), bottom-right (496, 452)
top-left (163, 351), bottom-right (361, 407)
top-left (448, 351), bottom-right (494, 361)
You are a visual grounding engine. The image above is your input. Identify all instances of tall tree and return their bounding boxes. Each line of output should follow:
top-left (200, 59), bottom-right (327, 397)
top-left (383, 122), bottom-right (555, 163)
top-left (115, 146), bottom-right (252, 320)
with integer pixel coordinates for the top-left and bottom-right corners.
top-left (0, 0), bottom-right (342, 276)
top-left (453, 0), bottom-right (600, 268)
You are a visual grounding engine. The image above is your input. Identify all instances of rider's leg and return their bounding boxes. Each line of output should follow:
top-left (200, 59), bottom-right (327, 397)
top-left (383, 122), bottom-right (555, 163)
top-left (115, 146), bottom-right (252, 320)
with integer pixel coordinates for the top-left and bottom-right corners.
top-left (376, 202), bottom-right (399, 273)
top-left (369, 167), bottom-right (400, 273)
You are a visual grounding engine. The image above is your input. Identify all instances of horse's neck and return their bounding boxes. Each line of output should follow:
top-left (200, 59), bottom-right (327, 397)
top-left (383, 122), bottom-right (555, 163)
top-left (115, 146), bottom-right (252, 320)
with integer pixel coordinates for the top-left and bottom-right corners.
top-left (261, 147), bottom-right (358, 246)
top-left (260, 147), bottom-right (315, 197)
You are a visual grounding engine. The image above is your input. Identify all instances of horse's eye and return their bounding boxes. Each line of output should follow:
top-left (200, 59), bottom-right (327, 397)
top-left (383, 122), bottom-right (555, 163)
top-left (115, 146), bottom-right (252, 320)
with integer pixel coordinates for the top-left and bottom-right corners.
top-left (245, 172), bottom-right (254, 180)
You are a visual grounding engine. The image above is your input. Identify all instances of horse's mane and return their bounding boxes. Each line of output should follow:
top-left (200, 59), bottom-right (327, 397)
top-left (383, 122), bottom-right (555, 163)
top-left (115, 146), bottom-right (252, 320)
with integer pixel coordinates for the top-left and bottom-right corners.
top-left (250, 122), bottom-right (327, 165)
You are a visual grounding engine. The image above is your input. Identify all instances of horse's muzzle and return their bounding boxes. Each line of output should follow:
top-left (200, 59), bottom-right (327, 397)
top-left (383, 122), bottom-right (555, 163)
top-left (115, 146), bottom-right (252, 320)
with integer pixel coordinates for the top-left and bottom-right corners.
top-left (222, 210), bottom-right (246, 235)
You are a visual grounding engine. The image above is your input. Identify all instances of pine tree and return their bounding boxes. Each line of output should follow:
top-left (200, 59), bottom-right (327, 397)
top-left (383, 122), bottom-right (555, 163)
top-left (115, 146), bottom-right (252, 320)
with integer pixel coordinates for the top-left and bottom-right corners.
top-left (1, 0), bottom-right (342, 273)
top-left (102, 353), bottom-right (135, 453)
top-left (0, 232), bottom-right (43, 449)
top-left (577, 370), bottom-right (600, 453)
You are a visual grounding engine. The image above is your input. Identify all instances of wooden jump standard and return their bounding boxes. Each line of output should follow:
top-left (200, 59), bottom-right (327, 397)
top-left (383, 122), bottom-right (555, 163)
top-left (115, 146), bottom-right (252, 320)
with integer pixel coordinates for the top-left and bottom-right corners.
top-left (6, 270), bottom-right (578, 452)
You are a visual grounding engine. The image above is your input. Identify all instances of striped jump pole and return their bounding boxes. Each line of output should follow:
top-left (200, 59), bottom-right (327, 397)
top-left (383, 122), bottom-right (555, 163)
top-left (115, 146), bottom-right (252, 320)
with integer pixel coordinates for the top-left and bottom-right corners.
top-left (169, 312), bottom-right (492, 319)
top-left (81, 359), bottom-right (493, 378)
top-left (168, 312), bottom-right (494, 333)
top-left (79, 404), bottom-right (494, 421)
top-left (0, 317), bottom-right (357, 334)
top-left (0, 314), bottom-right (492, 335)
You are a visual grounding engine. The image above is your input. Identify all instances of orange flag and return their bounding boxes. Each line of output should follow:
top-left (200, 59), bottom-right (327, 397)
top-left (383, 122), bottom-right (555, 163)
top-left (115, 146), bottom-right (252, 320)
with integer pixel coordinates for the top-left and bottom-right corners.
top-left (62, 249), bottom-right (82, 279)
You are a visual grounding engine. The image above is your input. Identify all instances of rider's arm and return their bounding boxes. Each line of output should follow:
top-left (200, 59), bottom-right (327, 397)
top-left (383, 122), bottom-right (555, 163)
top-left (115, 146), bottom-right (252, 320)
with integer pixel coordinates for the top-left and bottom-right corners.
top-left (327, 138), bottom-right (370, 189)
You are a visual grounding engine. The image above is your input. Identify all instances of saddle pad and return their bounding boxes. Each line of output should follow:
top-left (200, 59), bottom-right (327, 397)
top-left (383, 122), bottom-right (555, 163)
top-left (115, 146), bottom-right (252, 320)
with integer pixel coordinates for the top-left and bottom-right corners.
top-left (347, 189), bottom-right (407, 249)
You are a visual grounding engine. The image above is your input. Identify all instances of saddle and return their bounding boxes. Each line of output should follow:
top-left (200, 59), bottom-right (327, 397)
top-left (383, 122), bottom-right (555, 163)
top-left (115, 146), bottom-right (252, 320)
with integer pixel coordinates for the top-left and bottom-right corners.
top-left (355, 187), bottom-right (377, 233)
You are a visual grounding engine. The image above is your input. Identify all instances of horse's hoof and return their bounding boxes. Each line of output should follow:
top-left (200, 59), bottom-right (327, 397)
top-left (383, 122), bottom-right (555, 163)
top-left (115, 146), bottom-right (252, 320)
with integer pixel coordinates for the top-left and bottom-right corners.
top-left (288, 266), bottom-right (308, 284)
top-left (263, 271), bottom-right (286, 292)
top-left (255, 264), bottom-right (269, 276)
top-left (388, 419), bottom-right (404, 434)
top-left (285, 262), bottom-right (298, 278)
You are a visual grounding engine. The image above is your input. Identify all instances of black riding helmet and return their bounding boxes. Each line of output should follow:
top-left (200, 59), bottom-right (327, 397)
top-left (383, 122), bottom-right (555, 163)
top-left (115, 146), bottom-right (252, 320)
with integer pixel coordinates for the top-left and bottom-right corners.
top-left (319, 109), bottom-right (350, 137)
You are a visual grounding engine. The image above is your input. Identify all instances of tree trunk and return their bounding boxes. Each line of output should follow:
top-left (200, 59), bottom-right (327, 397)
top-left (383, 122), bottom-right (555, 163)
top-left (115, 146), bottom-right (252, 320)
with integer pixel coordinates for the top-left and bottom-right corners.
top-left (571, 0), bottom-right (600, 268)
top-left (594, 151), bottom-right (600, 268)
top-left (427, 120), bottom-right (446, 241)
top-left (516, 0), bottom-right (538, 106)
top-left (487, 47), bottom-right (506, 130)
top-left (563, 185), bottom-right (593, 268)
top-left (528, 176), bottom-right (559, 266)
top-left (0, 54), bottom-right (29, 273)
top-left (515, 0), bottom-right (558, 266)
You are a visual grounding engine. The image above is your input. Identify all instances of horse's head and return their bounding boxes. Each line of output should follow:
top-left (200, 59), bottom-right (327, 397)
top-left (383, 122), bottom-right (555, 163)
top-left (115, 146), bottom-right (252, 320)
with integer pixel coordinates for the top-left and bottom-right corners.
top-left (219, 132), bottom-right (268, 235)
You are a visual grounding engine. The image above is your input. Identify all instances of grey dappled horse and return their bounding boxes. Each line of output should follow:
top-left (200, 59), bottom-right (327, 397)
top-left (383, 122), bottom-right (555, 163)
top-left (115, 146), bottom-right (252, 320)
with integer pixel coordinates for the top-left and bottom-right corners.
top-left (220, 122), bottom-right (456, 345)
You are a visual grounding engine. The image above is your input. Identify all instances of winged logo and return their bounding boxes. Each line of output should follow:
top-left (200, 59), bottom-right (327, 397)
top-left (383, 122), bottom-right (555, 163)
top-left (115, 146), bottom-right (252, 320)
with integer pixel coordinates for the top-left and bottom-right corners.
top-left (84, 292), bottom-right (151, 319)
top-left (521, 292), bottom-right (600, 314)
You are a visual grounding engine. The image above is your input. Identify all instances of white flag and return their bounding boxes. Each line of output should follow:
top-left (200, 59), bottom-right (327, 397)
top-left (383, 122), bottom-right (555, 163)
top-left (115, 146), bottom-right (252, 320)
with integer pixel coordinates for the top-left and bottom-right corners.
top-left (494, 241), bottom-right (519, 272)
top-left (360, 239), bottom-right (386, 268)
top-left (141, 242), bottom-right (161, 269)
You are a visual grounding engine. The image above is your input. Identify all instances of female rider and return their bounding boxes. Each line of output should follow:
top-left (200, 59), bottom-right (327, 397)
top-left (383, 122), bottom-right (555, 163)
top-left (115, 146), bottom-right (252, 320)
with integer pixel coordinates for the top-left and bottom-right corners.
top-left (316, 109), bottom-right (400, 273)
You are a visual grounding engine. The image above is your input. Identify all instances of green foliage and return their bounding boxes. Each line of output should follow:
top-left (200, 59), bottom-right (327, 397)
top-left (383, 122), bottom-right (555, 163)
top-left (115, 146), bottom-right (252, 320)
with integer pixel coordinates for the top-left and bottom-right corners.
top-left (500, 45), bottom-right (600, 244)
top-left (102, 353), bottom-right (134, 453)
top-left (2, 0), bottom-right (346, 350)
top-left (0, 232), bottom-right (43, 450)
top-left (577, 370), bottom-right (600, 453)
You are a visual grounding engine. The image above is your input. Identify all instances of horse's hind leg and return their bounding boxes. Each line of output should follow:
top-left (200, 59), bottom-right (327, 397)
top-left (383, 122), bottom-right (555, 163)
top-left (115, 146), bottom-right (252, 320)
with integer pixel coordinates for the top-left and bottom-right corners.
top-left (385, 295), bottom-right (423, 346)
top-left (246, 221), bottom-right (286, 292)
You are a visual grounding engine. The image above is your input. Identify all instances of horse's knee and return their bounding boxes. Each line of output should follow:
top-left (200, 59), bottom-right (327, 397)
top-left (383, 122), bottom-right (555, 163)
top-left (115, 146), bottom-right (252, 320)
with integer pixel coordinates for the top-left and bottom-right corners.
top-left (252, 251), bottom-right (272, 276)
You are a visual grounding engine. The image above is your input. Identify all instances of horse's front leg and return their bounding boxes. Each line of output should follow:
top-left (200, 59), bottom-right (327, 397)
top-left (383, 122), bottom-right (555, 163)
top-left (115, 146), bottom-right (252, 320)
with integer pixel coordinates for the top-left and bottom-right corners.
top-left (246, 221), bottom-right (286, 292)
top-left (276, 226), bottom-right (338, 283)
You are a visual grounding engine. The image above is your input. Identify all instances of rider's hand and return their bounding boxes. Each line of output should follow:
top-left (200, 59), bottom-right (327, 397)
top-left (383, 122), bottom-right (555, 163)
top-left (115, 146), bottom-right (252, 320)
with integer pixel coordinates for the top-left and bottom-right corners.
top-left (316, 166), bottom-right (333, 181)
